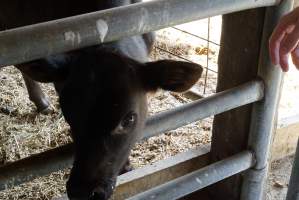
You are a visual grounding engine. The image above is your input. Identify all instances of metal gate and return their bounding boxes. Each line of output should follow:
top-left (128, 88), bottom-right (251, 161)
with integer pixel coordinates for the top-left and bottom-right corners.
top-left (0, 0), bottom-right (294, 199)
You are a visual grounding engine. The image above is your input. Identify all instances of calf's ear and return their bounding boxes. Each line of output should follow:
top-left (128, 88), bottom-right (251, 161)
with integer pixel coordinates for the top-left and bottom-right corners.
top-left (140, 60), bottom-right (203, 92)
top-left (16, 54), bottom-right (71, 83)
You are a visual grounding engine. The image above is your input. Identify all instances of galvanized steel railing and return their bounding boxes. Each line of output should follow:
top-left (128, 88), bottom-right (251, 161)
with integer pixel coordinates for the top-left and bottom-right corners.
top-left (0, 0), bottom-right (293, 200)
top-left (0, 80), bottom-right (263, 190)
top-left (0, 0), bottom-right (280, 67)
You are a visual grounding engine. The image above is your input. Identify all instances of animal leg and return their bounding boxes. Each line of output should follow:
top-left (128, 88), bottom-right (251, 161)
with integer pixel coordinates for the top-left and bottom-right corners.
top-left (22, 73), bottom-right (52, 114)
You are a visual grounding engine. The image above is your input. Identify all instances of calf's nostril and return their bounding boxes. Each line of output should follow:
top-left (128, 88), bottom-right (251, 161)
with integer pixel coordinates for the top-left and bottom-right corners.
top-left (89, 188), bottom-right (107, 200)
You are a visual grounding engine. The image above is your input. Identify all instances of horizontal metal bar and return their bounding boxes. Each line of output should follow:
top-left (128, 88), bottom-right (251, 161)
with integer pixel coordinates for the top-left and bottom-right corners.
top-left (0, 0), bottom-right (279, 67)
top-left (128, 150), bottom-right (254, 200)
top-left (144, 80), bottom-right (264, 139)
top-left (0, 144), bottom-right (73, 190)
top-left (0, 80), bottom-right (263, 190)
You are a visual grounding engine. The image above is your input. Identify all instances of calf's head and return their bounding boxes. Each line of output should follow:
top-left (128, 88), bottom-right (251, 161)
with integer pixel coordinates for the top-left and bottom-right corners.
top-left (19, 49), bottom-right (203, 200)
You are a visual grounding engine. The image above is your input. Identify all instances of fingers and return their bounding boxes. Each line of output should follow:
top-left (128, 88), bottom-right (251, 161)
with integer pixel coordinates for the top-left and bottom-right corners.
top-left (269, 8), bottom-right (299, 71)
top-left (269, 13), bottom-right (297, 66)
top-left (269, 27), bottom-right (289, 66)
top-left (279, 24), bottom-right (299, 71)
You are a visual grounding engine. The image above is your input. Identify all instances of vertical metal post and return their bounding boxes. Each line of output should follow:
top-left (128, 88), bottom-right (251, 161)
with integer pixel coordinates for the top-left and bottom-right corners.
top-left (241, 0), bottom-right (294, 200)
top-left (286, 139), bottom-right (299, 200)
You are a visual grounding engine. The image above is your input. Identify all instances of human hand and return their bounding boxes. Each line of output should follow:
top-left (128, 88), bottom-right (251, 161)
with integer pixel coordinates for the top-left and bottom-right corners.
top-left (269, 7), bottom-right (299, 72)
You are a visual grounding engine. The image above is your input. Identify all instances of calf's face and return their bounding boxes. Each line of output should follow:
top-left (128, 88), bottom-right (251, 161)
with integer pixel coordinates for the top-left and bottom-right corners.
top-left (19, 50), bottom-right (203, 200)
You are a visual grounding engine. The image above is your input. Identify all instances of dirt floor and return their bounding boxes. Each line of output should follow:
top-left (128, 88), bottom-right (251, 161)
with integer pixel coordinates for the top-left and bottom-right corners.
top-left (266, 155), bottom-right (294, 200)
top-left (0, 16), bottom-right (297, 200)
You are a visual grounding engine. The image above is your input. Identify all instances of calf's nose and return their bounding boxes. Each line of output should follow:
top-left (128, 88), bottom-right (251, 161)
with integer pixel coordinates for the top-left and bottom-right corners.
top-left (88, 187), bottom-right (107, 200)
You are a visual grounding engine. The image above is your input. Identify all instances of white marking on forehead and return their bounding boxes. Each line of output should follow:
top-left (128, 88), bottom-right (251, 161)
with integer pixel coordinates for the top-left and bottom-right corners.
top-left (96, 19), bottom-right (109, 43)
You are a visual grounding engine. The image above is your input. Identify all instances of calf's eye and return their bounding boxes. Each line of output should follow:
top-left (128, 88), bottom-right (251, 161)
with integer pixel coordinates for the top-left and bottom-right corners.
top-left (121, 112), bottom-right (137, 128)
top-left (113, 112), bottom-right (137, 135)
